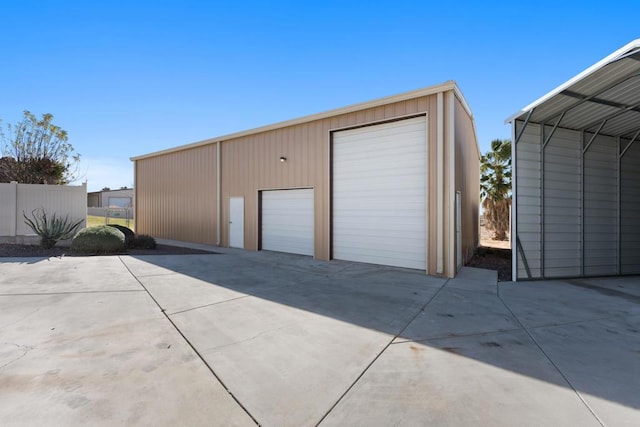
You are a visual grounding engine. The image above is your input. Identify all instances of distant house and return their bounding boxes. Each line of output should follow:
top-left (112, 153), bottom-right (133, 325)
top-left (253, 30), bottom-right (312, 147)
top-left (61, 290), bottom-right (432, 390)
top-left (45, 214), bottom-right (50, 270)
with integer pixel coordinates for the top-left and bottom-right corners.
top-left (87, 188), bottom-right (134, 208)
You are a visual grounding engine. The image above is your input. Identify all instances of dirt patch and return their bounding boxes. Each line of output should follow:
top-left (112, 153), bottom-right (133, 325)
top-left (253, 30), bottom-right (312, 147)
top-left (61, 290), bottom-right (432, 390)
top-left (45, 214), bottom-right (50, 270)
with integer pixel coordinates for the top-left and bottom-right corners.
top-left (0, 243), bottom-right (216, 258)
top-left (480, 225), bottom-right (511, 250)
top-left (467, 246), bottom-right (512, 282)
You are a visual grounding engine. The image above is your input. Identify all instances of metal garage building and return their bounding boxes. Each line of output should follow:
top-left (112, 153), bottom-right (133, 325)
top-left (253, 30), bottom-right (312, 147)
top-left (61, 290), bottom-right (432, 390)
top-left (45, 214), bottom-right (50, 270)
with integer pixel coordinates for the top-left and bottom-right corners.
top-left (508, 40), bottom-right (640, 280)
top-left (131, 82), bottom-right (480, 278)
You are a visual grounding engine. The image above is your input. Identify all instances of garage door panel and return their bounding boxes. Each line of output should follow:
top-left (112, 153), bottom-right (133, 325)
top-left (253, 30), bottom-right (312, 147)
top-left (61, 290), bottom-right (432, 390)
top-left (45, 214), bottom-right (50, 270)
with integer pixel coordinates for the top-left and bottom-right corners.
top-left (262, 189), bottom-right (314, 256)
top-left (334, 246), bottom-right (425, 270)
top-left (333, 117), bottom-right (426, 270)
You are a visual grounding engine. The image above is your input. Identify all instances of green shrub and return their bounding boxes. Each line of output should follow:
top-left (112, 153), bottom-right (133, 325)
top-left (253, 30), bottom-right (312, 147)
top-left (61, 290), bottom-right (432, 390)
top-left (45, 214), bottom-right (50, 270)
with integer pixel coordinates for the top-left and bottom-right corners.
top-left (23, 208), bottom-right (84, 249)
top-left (131, 234), bottom-right (157, 249)
top-left (107, 224), bottom-right (135, 248)
top-left (71, 225), bottom-right (125, 254)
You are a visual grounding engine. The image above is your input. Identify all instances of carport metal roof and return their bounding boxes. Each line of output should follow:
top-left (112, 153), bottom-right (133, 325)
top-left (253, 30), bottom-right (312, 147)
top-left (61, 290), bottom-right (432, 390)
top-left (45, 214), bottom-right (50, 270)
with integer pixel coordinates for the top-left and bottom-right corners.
top-left (507, 39), bottom-right (640, 144)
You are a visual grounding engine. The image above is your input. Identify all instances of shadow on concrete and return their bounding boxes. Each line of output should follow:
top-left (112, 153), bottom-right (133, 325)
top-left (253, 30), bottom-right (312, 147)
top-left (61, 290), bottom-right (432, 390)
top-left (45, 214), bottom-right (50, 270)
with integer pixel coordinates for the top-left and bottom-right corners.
top-left (123, 250), bottom-right (640, 425)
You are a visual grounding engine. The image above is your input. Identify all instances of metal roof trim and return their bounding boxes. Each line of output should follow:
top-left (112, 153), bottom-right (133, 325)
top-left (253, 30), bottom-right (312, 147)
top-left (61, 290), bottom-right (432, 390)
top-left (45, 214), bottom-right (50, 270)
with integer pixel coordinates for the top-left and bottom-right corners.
top-left (132, 81), bottom-right (469, 161)
top-left (505, 39), bottom-right (640, 124)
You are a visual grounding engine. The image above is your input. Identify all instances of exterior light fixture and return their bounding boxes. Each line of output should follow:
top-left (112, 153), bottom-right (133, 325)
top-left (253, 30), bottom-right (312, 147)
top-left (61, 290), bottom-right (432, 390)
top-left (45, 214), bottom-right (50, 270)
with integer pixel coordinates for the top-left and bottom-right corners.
top-left (280, 156), bottom-right (287, 162)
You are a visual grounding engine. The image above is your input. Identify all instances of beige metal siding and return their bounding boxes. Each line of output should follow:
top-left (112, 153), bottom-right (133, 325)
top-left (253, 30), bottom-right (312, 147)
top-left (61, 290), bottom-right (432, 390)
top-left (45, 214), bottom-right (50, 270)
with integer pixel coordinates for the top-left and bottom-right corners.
top-left (426, 95), bottom-right (439, 274)
top-left (134, 89), bottom-right (477, 278)
top-left (454, 97), bottom-right (480, 268)
top-left (220, 96), bottom-right (432, 262)
top-left (135, 144), bottom-right (218, 244)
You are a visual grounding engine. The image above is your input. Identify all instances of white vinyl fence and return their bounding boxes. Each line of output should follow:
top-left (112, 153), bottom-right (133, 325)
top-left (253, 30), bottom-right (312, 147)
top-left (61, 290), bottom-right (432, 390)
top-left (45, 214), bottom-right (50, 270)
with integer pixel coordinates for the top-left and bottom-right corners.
top-left (0, 181), bottom-right (87, 242)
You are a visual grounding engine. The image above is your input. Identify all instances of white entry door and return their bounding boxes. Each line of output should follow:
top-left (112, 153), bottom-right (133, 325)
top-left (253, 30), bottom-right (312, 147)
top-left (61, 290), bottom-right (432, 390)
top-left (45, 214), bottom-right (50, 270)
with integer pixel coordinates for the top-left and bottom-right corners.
top-left (229, 197), bottom-right (244, 248)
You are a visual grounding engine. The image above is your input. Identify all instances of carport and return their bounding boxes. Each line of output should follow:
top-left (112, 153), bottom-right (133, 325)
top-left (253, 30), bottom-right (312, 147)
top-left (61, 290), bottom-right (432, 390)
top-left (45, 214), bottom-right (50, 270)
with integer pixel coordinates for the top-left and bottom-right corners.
top-left (507, 40), bottom-right (640, 280)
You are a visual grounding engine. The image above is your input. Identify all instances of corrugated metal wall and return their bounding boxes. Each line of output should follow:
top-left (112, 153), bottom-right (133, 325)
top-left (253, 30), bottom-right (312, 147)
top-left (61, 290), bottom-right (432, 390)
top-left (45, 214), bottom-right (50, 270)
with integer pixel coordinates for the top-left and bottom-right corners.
top-left (454, 97), bottom-right (480, 267)
top-left (515, 118), bottom-right (640, 279)
top-left (220, 96), bottom-right (435, 264)
top-left (135, 90), bottom-right (476, 278)
top-left (135, 144), bottom-right (217, 244)
top-left (621, 139), bottom-right (640, 274)
top-left (584, 134), bottom-right (617, 276)
top-left (515, 122), bottom-right (542, 278)
top-left (543, 127), bottom-right (581, 277)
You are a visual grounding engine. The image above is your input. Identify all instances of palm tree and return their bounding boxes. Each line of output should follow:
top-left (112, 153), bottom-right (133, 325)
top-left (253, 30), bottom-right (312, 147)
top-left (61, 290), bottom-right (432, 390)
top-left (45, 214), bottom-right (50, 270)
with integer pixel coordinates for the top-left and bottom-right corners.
top-left (481, 139), bottom-right (511, 241)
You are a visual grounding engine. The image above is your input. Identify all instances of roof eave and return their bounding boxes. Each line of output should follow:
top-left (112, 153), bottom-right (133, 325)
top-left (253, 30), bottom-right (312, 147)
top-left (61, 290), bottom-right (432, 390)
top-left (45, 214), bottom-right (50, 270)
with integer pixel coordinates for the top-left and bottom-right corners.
top-left (505, 39), bottom-right (640, 125)
top-left (131, 81), bottom-right (460, 161)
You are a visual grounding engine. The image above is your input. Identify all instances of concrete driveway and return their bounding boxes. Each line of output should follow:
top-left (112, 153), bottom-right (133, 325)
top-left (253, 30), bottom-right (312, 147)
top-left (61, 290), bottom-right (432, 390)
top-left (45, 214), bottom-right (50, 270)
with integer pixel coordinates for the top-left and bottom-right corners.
top-left (0, 248), bottom-right (638, 426)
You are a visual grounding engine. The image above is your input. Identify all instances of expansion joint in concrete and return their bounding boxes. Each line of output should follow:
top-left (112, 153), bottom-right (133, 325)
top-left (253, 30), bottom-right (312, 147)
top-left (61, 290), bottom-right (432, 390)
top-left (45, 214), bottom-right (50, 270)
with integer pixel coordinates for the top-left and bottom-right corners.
top-left (117, 257), bottom-right (260, 426)
top-left (169, 295), bottom-right (251, 315)
top-left (315, 278), bottom-right (450, 426)
top-left (0, 289), bottom-right (144, 297)
top-left (496, 286), bottom-right (606, 427)
top-left (392, 326), bottom-right (523, 345)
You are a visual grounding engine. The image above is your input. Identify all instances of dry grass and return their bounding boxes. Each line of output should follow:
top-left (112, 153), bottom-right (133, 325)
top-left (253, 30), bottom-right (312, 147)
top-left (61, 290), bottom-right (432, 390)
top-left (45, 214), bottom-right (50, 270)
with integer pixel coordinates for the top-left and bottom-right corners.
top-left (86, 215), bottom-right (134, 231)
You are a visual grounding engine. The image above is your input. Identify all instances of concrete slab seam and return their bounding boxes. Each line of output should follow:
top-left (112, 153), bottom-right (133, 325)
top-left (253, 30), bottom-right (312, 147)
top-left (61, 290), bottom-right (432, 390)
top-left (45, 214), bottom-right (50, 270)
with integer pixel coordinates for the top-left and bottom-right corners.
top-left (523, 314), bottom-right (628, 331)
top-left (315, 278), bottom-right (451, 426)
top-left (0, 289), bottom-right (144, 297)
top-left (391, 326), bottom-right (524, 345)
top-left (496, 284), bottom-right (606, 427)
top-left (116, 256), bottom-right (260, 426)
top-left (131, 272), bottom-right (179, 278)
top-left (167, 294), bottom-right (252, 315)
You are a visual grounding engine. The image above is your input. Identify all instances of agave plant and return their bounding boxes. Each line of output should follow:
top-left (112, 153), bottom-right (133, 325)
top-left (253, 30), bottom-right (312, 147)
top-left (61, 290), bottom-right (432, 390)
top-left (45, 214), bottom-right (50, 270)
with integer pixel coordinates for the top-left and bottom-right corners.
top-left (23, 208), bottom-right (84, 249)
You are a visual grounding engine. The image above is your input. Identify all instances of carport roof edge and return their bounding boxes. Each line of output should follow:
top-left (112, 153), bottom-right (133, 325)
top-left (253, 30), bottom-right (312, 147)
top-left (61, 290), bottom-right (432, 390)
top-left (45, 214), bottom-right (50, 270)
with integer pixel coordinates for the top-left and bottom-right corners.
top-left (505, 39), bottom-right (640, 136)
top-left (131, 81), bottom-right (474, 161)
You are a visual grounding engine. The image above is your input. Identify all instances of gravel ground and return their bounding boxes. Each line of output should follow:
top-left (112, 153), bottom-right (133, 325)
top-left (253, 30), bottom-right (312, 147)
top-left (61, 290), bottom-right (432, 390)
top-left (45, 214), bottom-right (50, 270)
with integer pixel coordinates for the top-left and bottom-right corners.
top-left (0, 243), bottom-right (215, 257)
top-left (469, 225), bottom-right (512, 281)
top-left (467, 246), bottom-right (511, 281)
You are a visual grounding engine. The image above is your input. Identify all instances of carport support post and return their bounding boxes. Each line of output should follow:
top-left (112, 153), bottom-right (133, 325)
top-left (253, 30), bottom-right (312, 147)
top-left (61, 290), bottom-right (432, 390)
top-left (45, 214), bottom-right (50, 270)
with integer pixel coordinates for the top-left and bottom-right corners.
top-left (540, 112), bottom-right (566, 278)
top-left (512, 109), bottom-right (535, 281)
top-left (617, 136), bottom-right (621, 275)
top-left (581, 131), bottom-right (585, 276)
top-left (540, 124), bottom-right (545, 278)
top-left (511, 113), bottom-right (535, 281)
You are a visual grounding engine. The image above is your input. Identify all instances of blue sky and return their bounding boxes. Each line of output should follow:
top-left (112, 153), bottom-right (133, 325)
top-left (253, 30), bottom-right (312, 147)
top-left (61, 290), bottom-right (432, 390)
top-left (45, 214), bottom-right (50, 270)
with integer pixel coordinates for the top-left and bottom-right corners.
top-left (1, 1), bottom-right (638, 191)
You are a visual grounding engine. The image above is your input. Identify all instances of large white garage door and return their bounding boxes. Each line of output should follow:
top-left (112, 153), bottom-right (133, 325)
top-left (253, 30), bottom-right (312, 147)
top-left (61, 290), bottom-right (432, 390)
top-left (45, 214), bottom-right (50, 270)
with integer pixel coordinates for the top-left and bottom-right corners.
top-left (262, 189), bottom-right (314, 256)
top-left (333, 116), bottom-right (426, 270)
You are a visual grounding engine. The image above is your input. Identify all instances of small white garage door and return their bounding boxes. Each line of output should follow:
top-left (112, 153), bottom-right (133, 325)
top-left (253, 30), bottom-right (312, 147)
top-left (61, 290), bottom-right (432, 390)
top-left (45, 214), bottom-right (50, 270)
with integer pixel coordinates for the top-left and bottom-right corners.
top-left (333, 116), bottom-right (426, 270)
top-left (262, 189), bottom-right (314, 256)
